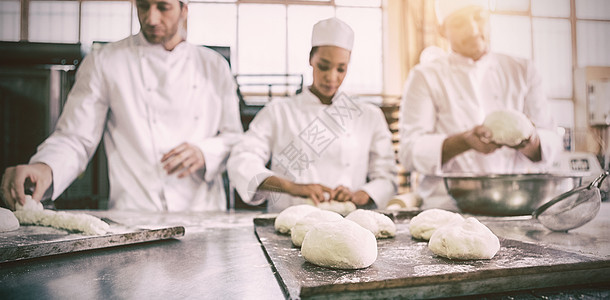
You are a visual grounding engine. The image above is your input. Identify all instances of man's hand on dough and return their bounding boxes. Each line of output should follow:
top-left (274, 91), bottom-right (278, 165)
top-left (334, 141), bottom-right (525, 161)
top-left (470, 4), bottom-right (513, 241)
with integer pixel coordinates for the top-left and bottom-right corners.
top-left (464, 125), bottom-right (500, 154)
top-left (512, 130), bottom-right (542, 162)
top-left (351, 190), bottom-right (371, 206)
top-left (332, 185), bottom-right (353, 202)
top-left (1, 163), bottom-right (52, 211)
top-left (288, 183), bottom-right (333, 205)
top-left (161, 142), bottom-right (206, 178)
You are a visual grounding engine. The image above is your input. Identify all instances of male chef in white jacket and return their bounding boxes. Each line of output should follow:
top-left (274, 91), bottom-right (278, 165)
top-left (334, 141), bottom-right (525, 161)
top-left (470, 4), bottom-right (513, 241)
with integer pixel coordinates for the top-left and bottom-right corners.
top-left (228, 18), bottom-right (397, 212)
top-left (1, 0), bottom-right (243, 211)
top-left (399, 0), bottom-right (563, 200)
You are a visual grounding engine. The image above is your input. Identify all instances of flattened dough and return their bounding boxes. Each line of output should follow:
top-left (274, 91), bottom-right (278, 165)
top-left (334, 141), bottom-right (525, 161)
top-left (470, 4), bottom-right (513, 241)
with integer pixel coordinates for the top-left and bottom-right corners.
top-left (483, 109), bottom-right (534, 146)
top-left (13, 196), bottom-right (109, 235)
top-left (274, 204), bottom-right (320, 234)
top-left (317, 200), bottom-right (357, 216)
top-left (346, 209), bottom-right (396, 238)
top-left (0, 207), bottom-right (19, 232)
top-left (301, 219), bottom-right (377, 269)
top-left (428, 217), bottom-right (500, 260)
top-left (291, 210), bottom-right (343, 247)
top-left (409, 209), bottom-right (464, 241)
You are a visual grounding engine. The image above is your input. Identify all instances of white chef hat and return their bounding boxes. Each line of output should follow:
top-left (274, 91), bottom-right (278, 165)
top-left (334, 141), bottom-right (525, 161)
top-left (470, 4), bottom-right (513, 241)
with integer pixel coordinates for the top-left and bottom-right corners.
top-left (435, 0), bottom-right (495, 25)
top-left (311, 18), bottom-right (354, 51)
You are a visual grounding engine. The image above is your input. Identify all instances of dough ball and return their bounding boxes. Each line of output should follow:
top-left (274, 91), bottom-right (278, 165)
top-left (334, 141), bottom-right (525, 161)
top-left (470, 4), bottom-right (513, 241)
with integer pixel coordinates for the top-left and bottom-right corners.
top-left (317, 200), bottom-right (357, 216)
top-left (0, 207), bottom-right (20, 232)
top-left (291, 210), bottom-right (343, 247)
top-left (274, 204), bottom-right (320, 234)
top-left (16, 195), bottom-right (44, 211)
top-left (346, 209), bottom-right (396, 239)
top-left (483, 110), bottom-right (535, 146)
top-left (428, 217), bottom-right (500, 260)
top-left (387, 192), bottom-right (423, 210)
top-left (301, 219), bottom-right (377, 269)
top-left (409, 209), bottom-right (464, 241)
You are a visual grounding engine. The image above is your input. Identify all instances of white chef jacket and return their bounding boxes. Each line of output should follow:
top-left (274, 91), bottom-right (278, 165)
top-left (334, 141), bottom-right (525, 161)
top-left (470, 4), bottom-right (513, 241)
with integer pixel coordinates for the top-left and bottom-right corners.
top-left (30, 33), bottom-right (243, 212)
top-left (399, 52), bottom-right (562, 197)
top-left (227, 88), bottom-right (397, 212)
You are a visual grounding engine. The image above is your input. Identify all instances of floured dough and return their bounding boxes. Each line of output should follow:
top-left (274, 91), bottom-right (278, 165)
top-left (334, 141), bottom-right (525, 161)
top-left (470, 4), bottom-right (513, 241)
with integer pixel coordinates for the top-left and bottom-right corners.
top-left (274, 204), bottom-right (320, 234)
top-left (483, 109), bottom-right (535, 146)
top-left (409, 209), bottom-right (464, 241)
top-left (291, 210), bottom-right (343, 247)
top-left (428, 217), bottom-right (500, 260)
top-left (13, 195), bottom-right (109, 235)
top-left (346, 209), bottom-right (396, 239)
top-left (387, 192), bottom-right (423, 210)
top-left (0, 207), bottom-right (19, 232)
top-left (16, 197), bottom-right (43, 211)
top-left (301, 219), bottom-right (377, 269)
top-left (317, 200), bottom-right (357, 216)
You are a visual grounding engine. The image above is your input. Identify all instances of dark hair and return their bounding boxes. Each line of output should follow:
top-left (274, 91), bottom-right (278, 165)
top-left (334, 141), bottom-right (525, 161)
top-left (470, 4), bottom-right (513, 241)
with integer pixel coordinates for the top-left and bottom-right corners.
top-left (309, 46), bottom-right (319, 61)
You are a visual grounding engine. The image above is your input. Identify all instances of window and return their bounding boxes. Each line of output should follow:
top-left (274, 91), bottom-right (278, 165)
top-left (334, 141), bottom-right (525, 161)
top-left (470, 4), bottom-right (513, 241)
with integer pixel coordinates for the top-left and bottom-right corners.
top-left (0, 1), bottom-right (20, 41)
top-left (81, 1), bottom-right (133, 50)
top-left (29, 1), bottom-right (79, 43)
top-left (488, 0), bottom-right (610, 128)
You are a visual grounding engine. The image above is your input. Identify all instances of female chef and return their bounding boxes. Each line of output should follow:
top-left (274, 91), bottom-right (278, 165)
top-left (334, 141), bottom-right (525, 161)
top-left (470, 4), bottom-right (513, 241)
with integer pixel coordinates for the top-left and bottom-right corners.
top-left (227, 18), bottom-right (397, 212)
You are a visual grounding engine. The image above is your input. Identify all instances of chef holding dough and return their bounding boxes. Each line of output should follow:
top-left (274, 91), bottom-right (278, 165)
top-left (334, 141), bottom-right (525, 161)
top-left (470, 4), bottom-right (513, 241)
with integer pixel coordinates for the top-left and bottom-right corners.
top-left (398, 0), bottom-right (563, 200)
top-left (228, 18), bottom-right (397, 213)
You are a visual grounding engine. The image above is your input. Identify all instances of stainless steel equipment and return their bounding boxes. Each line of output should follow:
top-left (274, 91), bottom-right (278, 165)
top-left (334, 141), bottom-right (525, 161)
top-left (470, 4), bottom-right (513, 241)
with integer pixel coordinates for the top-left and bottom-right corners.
top-left (533, 171), bottom-right (608, 231)
top-left (443, 173), bottom-right (582, 216)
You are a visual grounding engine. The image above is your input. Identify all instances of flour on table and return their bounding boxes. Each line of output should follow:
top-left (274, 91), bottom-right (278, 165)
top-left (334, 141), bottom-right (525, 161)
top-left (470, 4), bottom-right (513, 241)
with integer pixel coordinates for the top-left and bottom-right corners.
top-left (0, 207), bottom-right (20, 232)
top-left (428, 217), bottom-right (500, 260)
top-left (274, 204), bottom-right (320, 234)
top-left (13, 195), bottom-right (109, 235)
top-left (409, 208), bottom-right (464, 241)
top-left (301, 219), bottom-right (377, 269)
top-left (346, 209), bottom-right (396, 239)
top-left (483, 109), bottom-right (534, 146)
top-left (291, 210), bottom-right (343, 247)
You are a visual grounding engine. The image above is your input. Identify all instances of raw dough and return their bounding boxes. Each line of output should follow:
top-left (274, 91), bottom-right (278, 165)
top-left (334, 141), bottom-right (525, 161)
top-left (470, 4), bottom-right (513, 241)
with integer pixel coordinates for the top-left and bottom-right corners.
top-left (0, 207), bottom-right (19, 232)
top-left (13, 195), bottom-right (109, 235)
top-left (346, 209), bottom-right (396, 238)
top-left (483, 110), bottom-right (535, 146)
top-left (274, 204), bottom-right (320, 234)
top-left (301, 219), bottom-right (377, 269)
top-left (409, 209), bottom-right (464, 241)
top-left (387, 192), bottom-right (423, 210)
top-left (15, 196), bottom-right (43, 211)
top-left (317, 200), bottom-right (357, 216)
top-left (291, 210), bottom-right (343, 247)
top-left (428, 217), bottom-right (500, 260)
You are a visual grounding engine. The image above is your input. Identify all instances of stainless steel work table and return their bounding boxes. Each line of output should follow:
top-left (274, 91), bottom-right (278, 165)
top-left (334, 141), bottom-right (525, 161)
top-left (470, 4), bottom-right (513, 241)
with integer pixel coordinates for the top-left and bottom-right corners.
top-left (1, 203), bottom-right (609, 299)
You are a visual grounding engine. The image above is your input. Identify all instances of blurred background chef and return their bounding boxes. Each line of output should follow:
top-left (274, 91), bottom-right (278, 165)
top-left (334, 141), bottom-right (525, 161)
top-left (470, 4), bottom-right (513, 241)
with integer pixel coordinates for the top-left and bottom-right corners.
top-left (398, 0), bottom-right (563, 202)
top-left (228, 18), bottom-right (397, 212)
top-left (0, 0), bottom-right (243, 212)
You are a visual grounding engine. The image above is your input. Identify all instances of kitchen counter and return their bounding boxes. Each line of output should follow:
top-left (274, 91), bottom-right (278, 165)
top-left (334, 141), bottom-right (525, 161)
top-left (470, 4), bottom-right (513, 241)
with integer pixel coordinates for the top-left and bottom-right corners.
top-left (1, 203), bottom-right (609, 299)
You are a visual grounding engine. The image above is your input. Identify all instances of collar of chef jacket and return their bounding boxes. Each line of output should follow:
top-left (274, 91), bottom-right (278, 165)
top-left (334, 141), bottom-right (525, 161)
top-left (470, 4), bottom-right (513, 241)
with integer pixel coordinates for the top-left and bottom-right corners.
top-left (133, 31), bottom-right (189, 58)
top-left (302, 86), bottom-right (352, 106)
top-left (448, 51), bottom-right (493, 69)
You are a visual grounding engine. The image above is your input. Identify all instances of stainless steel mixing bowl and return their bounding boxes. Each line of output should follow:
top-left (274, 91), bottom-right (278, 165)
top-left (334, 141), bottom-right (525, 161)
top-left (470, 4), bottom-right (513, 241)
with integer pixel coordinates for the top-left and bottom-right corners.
top-left (442, 173), bottom-right (583, 216)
